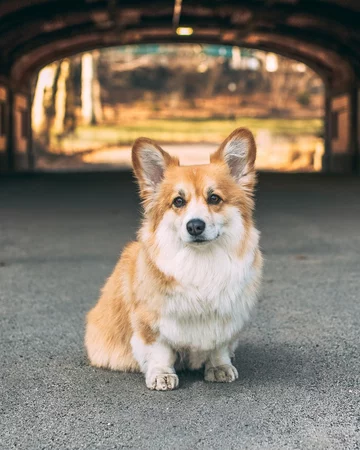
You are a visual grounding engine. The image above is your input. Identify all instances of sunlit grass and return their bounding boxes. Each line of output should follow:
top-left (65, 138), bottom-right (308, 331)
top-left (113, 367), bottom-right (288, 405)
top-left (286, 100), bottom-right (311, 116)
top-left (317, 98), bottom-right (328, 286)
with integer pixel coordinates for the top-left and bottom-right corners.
top-left (72, 117), bottom-right (323, 146)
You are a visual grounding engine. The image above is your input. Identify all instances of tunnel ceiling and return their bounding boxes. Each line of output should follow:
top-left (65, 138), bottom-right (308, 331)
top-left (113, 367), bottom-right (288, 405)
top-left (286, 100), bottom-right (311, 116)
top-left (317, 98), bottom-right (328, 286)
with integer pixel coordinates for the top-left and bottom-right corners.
top-left (1, 0), bottom-right (359, 90)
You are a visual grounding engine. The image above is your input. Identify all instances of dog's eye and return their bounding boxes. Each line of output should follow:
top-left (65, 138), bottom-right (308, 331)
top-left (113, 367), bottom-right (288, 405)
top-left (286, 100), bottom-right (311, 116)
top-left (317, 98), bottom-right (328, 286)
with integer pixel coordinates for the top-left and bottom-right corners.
top-left (208, 194), bottom-right (222, 205)
top-left (173, 197), bottom-right (186, 208)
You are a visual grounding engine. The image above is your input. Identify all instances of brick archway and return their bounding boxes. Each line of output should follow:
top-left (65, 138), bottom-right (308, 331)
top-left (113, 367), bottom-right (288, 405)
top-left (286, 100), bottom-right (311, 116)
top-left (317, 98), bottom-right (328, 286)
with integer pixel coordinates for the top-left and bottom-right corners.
top-left (0, 0), bottom-right (359, 173)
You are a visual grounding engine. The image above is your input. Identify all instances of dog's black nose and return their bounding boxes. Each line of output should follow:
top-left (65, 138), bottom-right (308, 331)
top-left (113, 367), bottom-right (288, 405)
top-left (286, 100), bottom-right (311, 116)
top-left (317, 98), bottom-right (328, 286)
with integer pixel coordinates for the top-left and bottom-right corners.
top-left (186, 219), bottom-right (206, 236)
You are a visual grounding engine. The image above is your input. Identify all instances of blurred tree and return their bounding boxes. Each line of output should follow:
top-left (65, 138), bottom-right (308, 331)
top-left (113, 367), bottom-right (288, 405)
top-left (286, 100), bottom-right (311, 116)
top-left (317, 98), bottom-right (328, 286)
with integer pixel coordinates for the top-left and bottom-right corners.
top-left (81, 53), bottom-right (95, 125)
top-left (31, 63), bottom-right (58, 148)
top-left (53, 59), bottom-right (70, 138)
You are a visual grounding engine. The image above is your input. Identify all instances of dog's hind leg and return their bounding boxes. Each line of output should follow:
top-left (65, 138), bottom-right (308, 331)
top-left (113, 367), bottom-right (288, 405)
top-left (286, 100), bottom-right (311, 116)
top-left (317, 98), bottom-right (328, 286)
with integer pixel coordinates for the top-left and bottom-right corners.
top-left (85, 322), bottom-right (139, 372)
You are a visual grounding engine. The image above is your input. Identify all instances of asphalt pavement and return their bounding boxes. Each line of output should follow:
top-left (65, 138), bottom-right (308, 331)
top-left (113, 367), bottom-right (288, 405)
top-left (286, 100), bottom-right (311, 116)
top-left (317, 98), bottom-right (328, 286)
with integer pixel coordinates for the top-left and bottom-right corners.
top-left (1, 171), bottom-right (359, 449)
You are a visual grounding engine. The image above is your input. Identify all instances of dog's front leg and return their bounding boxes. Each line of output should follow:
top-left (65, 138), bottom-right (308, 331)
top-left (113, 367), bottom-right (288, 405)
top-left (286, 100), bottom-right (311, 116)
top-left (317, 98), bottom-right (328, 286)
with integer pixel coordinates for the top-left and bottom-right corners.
top-left (131, 334), bottom-right (178, 390)
top-left (204, 345), bottom-right (239, 383)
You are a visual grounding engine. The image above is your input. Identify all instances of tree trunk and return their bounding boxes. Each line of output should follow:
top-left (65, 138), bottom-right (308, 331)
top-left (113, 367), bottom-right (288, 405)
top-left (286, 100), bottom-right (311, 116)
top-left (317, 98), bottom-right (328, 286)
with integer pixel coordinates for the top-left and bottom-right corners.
top-left (204, 62), bottom-right (221, 98)
top-left (32, 64), bottom-right (57, 135)
top-left (81, 53), bottom-right (94, 125)
top-left (92, 50), bottom-right (103, 124)
top-left (64, 60), bottom-right (77, 137)
top-left (81, 52), bottom-right (102, 126)
top-left (53, 59), bottom-right (70, 138)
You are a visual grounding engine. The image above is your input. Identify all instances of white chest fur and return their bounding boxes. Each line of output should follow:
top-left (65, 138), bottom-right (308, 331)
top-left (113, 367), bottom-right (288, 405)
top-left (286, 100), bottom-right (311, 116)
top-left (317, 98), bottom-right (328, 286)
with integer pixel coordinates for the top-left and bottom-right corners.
top-left (156, 230), bottom-right (260, 351)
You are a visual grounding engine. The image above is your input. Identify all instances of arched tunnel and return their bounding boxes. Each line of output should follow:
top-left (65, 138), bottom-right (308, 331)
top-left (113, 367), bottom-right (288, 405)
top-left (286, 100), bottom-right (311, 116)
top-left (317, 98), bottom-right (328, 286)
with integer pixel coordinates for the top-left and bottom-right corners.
top-left (0, 0), bottom-right (359, 173)
top-left (1, 2), bottom-right (360, 449)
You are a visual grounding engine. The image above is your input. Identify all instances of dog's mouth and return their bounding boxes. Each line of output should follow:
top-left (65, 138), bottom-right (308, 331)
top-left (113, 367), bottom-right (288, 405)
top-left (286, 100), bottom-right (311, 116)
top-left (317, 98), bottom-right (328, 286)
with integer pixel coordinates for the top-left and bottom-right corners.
top-left (192, 239), bottom-right (207, 244)
top-left (189, 234), bottom-right (220, 245)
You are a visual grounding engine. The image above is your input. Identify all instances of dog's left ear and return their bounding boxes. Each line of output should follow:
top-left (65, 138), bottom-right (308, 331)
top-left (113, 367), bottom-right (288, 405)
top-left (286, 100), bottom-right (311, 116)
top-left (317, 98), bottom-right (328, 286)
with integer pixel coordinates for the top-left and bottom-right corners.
top-left (211, 128), bottom-right (257, 190)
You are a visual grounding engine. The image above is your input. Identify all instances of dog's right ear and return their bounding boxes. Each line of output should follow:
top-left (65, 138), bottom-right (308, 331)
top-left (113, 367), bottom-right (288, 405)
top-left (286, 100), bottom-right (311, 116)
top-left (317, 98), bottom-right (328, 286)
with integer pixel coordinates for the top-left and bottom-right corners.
top-left (211, 128), bottom-right (257, 193)
top-left (132, 138), bottom-right (178, 200)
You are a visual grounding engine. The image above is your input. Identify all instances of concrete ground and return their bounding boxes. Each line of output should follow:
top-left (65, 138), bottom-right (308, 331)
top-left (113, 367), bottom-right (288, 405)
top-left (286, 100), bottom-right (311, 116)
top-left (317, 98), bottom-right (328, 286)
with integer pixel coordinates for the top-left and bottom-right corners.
top-left (0, 171), bottom-right (359, 450)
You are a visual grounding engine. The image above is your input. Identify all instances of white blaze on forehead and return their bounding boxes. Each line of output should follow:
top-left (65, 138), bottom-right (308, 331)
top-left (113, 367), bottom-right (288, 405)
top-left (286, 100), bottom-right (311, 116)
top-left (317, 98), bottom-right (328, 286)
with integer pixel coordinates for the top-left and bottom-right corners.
top-left (184, 198), bottom-right (209, 222)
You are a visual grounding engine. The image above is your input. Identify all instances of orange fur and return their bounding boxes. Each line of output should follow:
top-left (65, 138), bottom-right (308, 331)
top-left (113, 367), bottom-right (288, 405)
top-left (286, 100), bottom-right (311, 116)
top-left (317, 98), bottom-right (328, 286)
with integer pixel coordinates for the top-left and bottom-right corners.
top-left (85, 240), bottom-right (176, 370)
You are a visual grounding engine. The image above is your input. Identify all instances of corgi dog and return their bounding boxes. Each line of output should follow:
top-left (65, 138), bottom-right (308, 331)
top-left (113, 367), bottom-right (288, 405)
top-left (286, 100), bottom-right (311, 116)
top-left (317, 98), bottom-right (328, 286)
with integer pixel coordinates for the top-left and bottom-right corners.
top-left (85, 128), bottom-right (263, 390)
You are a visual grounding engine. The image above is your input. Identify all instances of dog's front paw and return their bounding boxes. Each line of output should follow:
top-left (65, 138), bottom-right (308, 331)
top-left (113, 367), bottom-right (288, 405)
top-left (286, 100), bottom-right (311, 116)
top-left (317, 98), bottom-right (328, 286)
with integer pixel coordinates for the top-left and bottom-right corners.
top-left (205, 364), bottom-right (238, 383)
top-left (146, 373), bottom-right (179, 391)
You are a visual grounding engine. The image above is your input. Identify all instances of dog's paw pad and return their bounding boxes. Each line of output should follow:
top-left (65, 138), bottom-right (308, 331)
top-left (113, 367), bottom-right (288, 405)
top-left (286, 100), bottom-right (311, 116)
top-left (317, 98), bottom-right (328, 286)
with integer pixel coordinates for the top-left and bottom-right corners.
top-left (147, 373), bottom-right (179, 391)
top-left (205, 364), bottom-right (238, 383)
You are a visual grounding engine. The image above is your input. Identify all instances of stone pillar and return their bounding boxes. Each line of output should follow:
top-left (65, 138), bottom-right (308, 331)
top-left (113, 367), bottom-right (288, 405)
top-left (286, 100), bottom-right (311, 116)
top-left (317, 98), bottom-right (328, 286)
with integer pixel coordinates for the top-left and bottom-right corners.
top-left (356, 85), bottom-right (360, 174)
top-left (325, 88), bottom-right (358, 174)
top-left (0, 85), bottom-right (32, 172)
top-left (322, 91), bottom-right (332, 173)
top-left (0, 83), bottom-right (9, 171)
top-left (0, 79), bottom-right (33, 173)
top-left (12, 91), bottom-right (32, 171)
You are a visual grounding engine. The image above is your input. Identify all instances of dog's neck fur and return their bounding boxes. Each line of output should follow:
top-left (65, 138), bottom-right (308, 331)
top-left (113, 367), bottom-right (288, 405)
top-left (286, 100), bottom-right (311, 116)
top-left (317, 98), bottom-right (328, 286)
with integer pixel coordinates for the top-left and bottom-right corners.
top-left (139, 213), bottom-right (259, 286)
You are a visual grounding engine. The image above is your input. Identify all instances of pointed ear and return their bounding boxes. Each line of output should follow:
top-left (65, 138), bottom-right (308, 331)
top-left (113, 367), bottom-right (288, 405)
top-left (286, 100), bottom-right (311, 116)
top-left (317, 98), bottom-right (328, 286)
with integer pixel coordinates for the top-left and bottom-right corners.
top-left (211, 128), bottom-right (257, 189)
top-left (132, 137), bottom-right (178, 199)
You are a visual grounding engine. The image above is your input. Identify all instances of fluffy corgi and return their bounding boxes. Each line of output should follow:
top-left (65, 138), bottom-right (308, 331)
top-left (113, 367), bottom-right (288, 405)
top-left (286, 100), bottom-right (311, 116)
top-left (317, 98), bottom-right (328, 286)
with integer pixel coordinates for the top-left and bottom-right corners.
top-left (85, 127), bottom-right (263, 390)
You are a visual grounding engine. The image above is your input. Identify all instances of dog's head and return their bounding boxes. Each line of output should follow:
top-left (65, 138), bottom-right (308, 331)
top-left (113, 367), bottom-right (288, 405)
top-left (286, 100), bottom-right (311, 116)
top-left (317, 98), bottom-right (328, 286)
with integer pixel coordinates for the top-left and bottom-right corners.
top-left (132, 128), bottom-right (257, 249)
